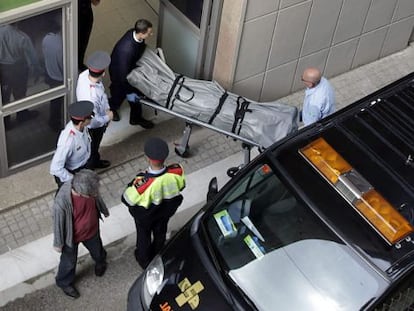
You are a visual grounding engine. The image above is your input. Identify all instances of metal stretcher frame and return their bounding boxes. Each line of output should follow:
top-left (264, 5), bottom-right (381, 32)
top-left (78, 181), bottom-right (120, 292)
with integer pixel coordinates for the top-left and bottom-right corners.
top-left (139, 97), bottom-right (265, 175)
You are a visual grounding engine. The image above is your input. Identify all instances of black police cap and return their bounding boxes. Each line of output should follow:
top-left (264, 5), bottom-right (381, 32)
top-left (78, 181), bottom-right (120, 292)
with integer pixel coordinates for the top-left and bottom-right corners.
top-left (69, 101), bottom-right (94, 120)
top-left (86, 51), bottom-right (111, 73)
top-left (144, 137), bottom-right (169, 162)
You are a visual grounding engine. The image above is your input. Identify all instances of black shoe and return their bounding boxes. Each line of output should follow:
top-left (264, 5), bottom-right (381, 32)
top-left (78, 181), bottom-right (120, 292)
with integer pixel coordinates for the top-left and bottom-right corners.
top-left (95, 262), bottom-right (107, 277)
top-left (130, 118), bottom-right (154, 129)
top-left (112, 110), bottom-right (120, 122)
top-left (61, 285), bottom-right (80, 299)
top-left (95, 160), bottom-right (111, 169)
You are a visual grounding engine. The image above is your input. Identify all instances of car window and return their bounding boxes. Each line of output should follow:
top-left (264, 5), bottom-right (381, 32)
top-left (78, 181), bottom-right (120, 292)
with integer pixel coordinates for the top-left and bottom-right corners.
top-left (205, 162), bottom-right (340, 270)
top-left (203, 161), bottom-right (388, 310)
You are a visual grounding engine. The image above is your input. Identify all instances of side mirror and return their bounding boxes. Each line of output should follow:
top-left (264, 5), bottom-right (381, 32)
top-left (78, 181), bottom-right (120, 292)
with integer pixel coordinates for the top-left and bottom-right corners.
top-left (207, 177), bottom-right (218, 202)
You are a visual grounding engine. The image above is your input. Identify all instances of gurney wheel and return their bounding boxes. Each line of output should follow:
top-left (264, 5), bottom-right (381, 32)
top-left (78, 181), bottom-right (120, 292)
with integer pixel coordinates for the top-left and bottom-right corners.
top-left (175, 146), bottom-right (190, 158)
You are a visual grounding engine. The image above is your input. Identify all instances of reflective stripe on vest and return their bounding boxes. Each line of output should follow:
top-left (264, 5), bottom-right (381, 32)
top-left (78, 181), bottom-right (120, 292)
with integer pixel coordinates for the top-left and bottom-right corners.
top-left (123, 165), bottom-right (185, 209)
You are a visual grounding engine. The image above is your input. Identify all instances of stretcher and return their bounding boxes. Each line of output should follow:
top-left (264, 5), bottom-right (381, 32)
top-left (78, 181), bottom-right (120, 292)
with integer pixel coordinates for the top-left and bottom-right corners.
top-left (139, 96), bottom-right (263, 176)
top-left (128, 48), bottom-right (298, 175)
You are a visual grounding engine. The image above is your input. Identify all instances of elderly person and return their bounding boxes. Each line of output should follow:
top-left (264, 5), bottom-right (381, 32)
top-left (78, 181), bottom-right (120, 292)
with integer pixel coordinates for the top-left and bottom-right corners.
top-left (53, 169), bottom-right (109, 299)
top-left (301, 67), bottom-right (336, 126)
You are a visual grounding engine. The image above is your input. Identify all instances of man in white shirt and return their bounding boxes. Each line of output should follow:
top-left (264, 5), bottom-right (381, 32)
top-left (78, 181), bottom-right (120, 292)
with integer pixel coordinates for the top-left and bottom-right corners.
top-left (50, 101), bottom-right (94, 188)
top-left (76, 51), bottom-right (113, 169)
top-left (301, 67), bottom-right (336, 126)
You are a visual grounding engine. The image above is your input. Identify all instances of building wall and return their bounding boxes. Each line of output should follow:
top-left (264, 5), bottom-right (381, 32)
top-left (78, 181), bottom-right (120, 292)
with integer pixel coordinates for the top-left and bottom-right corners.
top-left (216, 0), bottom-right (414, 101)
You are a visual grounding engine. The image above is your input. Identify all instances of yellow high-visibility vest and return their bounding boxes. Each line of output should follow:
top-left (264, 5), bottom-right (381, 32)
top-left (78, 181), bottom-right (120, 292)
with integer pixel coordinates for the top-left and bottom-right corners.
top-left (123, 164), bottom-right (185, 209)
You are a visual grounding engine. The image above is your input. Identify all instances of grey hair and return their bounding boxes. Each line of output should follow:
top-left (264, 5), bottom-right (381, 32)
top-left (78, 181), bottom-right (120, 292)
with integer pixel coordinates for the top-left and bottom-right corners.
top-left (72, 169), bottom-right (100, 197)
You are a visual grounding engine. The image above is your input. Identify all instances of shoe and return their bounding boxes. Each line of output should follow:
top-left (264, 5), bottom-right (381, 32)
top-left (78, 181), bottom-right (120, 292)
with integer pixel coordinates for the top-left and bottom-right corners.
top-left (61, 285), bottom-right (80, 299)
top-left (129, 118), bottom-right (154, 129)
top-left (112, 110), bottom-right (120, 122)
top-left (95, 160), bottom-right (111, 169)
top-left (16, 110), bottom-right (39, 122)
top-left (95, 262), bottom-right (107, 277)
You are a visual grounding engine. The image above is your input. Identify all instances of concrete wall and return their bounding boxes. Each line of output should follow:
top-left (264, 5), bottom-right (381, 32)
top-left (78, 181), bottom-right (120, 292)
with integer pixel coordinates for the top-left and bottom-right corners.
top-left (215, 0), bottom-right (414, 101)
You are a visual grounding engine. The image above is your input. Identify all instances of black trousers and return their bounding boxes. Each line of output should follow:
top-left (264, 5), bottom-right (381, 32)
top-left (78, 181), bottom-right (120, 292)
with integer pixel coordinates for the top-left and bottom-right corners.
top-left (87, 126), bottom-right (106, 169)
top-left (108, 83), bottom-right (143, 122)
top-left (78, 0), bottom-right (93, 70)
top-left (128, 195), bottom-right (183, 268)
top-left (0, 62), bottom-right (28, 104)
top-left (45, 77), bottom-right (63, 130)
top-left (55, 233), bottom-right (106, 288)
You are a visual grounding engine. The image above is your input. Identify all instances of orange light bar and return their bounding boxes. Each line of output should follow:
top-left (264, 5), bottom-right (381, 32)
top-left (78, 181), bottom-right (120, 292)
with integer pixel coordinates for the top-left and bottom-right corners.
top-left (300, 138), bottom-right (352, 183)
top-left (300, 137), bottom-right (414, 245)
top-left (355, 190), bottom-right (414, 244)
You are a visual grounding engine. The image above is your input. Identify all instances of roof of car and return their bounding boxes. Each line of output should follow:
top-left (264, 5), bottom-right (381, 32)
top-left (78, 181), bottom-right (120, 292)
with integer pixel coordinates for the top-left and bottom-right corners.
top-left (272, 72), bottom-right (414, 278)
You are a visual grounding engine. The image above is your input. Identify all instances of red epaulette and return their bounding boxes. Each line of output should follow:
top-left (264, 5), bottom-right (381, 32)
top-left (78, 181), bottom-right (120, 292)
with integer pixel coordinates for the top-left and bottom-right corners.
top-left (167, 164), bottom-right (183, 176)
top-left (69, 129), bottom-right (76, 135)
top-left (133, 174), bottom-right (155, 194)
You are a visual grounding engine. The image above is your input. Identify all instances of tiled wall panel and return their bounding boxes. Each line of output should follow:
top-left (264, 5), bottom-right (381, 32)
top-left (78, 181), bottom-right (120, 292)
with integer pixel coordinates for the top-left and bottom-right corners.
top-left (381, 17), bottom-right (414, 57)
top-left (234, 14), bottom-right (277, 81)
top-left (233, 73), bottom-right (265, 101)
top-left (245, 0), bottom-right (279, 21)
top-left (301, 0), bottom-right (342, 56)
top-left (267, 2), bottom-right (311, 68)
top-left (393, 0), bottom-right (414, 22)
top-left (352, 27), bottom-right (388, 69)
top-left (261, 61), bottom-right (297, 101)
top-left (325, 39), bottom-right (359, 78)
top-left (333, 0), bottom-right (371, 44)
top-left (280, 0), bottom-right (307, 9)
top-left (363, 0), bottom-right (398, 33)
top-left (228, 0), bottom-right (414, 100)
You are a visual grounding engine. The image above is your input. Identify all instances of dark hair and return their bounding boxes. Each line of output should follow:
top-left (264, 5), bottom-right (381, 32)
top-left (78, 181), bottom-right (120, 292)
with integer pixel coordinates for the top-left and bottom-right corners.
top-left (71, 118), bottom-right (82, 125)
top-left (71, 114), bottom-right (93, 124)
top-left (134, 19), bottom-right (152, 34)
top-left (88, 69), bottom-right (104, 78)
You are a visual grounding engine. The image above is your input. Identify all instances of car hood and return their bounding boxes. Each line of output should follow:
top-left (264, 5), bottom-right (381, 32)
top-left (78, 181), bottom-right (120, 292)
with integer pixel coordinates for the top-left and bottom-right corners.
top-left (229, 239), bottom-right (388, 310)
top-left (151, 228), bottom-right (389, 311)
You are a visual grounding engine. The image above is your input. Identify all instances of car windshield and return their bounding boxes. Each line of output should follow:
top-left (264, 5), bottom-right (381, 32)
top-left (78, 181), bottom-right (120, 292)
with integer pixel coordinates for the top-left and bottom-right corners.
top-left (204, 162), bottom-right (387, 310)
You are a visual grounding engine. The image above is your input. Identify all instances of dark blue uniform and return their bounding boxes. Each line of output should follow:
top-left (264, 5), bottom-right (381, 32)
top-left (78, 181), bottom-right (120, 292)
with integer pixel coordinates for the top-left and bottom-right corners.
top-left (109, 29), bottom-right (146, 122)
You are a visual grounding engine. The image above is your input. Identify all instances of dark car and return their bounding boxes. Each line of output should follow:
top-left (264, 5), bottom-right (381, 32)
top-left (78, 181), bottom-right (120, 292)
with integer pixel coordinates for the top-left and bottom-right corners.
top-left (127, 73), bottom-right (414, 311)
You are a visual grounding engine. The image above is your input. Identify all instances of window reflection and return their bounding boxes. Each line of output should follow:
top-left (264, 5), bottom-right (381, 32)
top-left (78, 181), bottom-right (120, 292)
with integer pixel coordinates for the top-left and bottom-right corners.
top-left (5, 98), bottom-right (64, 167)
top-left (168, 0), bottom-right (204, 27)
top-left (0, 23), bottom-right (40, 105)
top-left (0, 9), bottom-right (63, 106)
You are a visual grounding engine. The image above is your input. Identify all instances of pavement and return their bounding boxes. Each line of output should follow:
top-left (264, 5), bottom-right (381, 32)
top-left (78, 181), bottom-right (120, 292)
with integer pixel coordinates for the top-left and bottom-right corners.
top-left (1, 39), bottom-right (414, 307)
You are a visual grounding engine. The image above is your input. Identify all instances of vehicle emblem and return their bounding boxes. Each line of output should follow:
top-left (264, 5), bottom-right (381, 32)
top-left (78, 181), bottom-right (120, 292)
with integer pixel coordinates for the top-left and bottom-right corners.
top-left (159, 302), bottom-right (172, 311)
top-left (175, 277), bottom-right (205, 310)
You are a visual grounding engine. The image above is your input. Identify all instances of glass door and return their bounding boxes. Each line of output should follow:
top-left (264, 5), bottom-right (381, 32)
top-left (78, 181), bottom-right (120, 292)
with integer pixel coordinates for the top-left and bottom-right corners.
top-left (158, 0), bottom-right (222, 79)
top-left (0, 0), bottom-right (75, 176)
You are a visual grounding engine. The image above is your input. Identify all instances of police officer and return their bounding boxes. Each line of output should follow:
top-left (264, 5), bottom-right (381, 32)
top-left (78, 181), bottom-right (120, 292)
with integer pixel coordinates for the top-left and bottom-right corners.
top-left (122, 137), bottom-right (186, 268)
top-left (50, 101), bottom-right (94, 187)
top-left (76, 50), bottom-right (113, 169)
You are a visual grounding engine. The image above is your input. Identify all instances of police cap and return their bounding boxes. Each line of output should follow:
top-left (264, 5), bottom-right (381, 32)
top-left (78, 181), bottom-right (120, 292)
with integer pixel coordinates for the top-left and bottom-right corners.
top-left (86, 51), bottom-right (111, 74)
top-left (69, 101), bottom-right (94, 120)
top-left (144, 137), bottom-right (169, 162)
